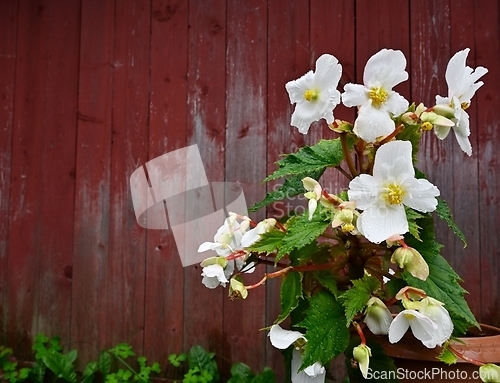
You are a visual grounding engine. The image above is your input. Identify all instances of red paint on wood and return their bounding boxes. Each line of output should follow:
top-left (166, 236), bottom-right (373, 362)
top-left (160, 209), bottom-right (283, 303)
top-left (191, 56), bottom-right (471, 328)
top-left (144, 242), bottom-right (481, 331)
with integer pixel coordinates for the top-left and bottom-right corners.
top-left (71, 0), bottom-right (115, 367)
top-left (223, 0), bottom-right (267, 376)
top-left (182, 0), bottom-right (226, 362)
top-left (0, 0), bottom-right (18, 345)
top-left (7, 0), bottom-right (50, 359)
top-left (35, 0), bottom-right (80, 346)
top-left (105, 0), bottom-right (150, 354)
top-left (144, 0), bottom-right (188, 378)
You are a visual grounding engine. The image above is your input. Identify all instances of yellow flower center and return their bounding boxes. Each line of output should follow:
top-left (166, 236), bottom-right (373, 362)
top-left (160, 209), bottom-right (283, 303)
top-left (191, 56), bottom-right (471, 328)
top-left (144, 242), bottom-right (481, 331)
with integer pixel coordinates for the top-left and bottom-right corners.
top-left (461, 101), bottom-right (470, 110)
top-left (382, 183), bottom-right (406, 205)
top-left (341, 223), bottom-right (355, 234)
top-left (368, 87), bottom-right (389, 106)
top-left (304, 89), bottom-right (319, 101)
top-left (421, 122), bottom-right (433, 131)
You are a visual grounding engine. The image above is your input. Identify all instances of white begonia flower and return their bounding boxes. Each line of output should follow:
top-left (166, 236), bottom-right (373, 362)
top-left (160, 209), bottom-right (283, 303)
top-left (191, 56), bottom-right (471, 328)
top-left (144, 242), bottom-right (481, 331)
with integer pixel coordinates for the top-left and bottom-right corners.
top-left (342, 49), bottom-right (409, 143)
top-left (364, 297), bottom-right (393, 335)
top-left (241, 218), bottom-right (277, 248)
top-left (200, 257), bottom-right (234, 289)
top-left (435, 48), bottom-right (488, 156)
top-left (418, 297), bottom-right (454, 348)
top-left (269, 325), bottom-right (326, 383)
top-left (347, 140), bottom-right (440, 243)
top-left (285, 54), bottom-right (342, 134)
top-left (198, 213), bottom-right (249, 256)
top-left (302, 177), bottom-right (323, 220)
top-left (388, 309), bottom-right (438, 345)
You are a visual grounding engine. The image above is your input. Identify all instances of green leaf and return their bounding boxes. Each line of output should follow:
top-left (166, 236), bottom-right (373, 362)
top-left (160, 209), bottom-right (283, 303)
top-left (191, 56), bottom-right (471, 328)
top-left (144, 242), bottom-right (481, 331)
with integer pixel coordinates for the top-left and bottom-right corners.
top-left (109, 343), bottom-right (135, 359)
top-left (404, 216), bottom-right (479, 332)
top-left (405, 207), bottom-right (425, 241)
top-left (313, 270), bottom-right (338, 297)
top-left (275, 272), bottom-right (302, 324)
top-left (251, 368), bottom-right (275, 383)
top-left (248, 170), bottom-right (324, 213)
top-left (246, 229), bottom-right (285, 254)
top-left (436, 198), bottom-right (467, 247)
top-left (41, 348), bottom-right (77, 383)
top-left (265, 138), bottom-right (351, 181)
top-left (227, 363), bottom-right (254, 383)
top-left (276, 213), bottom-right (330, 262)
top-left (82, 361), bottom-right (98, 383)
top-left (345, 336), bottom-right (399, 382)
top-left (297, 291), bottom-right (350, 368)
top-left (340, 275), bottom-right (380, 326)
top-left (65, 349), bottom-right (78, 364)
top-left (187, 345), bottom-right (219, 382)
top-left (438, 346), bottom-right (458, 365)
top-left (99, 352), bottom-right (112, 377)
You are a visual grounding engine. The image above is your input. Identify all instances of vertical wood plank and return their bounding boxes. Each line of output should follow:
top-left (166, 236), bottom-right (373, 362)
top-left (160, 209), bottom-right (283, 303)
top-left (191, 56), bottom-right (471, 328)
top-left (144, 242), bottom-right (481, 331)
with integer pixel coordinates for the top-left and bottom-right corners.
top-left (0, 0), bottom-right (18, 345)
top-left (183, 0), bottom-right (226, 358)
top-left (71, 0), bottom-right (114, 366)
top-left (224, 0), bottom-right (267, 376)
top-left (266, 1), bottom-right (309, 379)
top-left (446, 0), bottom-right (482, 317)
top-left (7, 0), bottom-right (49, 359)
top-left (474, 0), bottom-right (500, 326)
top-left (356, 0), bottom-right (410, 99)
top-left (145, 0), bottom-right (188, 377)
top-left (105, 0), bottom-right (150, 353)
top-left (35, 0), bottom-right (80, 345)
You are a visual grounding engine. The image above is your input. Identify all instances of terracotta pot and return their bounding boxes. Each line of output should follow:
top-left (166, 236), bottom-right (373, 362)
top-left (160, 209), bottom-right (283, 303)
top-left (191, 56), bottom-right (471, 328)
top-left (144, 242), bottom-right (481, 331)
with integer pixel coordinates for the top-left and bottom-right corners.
top-left (369, 324), bottom-right (500, 382)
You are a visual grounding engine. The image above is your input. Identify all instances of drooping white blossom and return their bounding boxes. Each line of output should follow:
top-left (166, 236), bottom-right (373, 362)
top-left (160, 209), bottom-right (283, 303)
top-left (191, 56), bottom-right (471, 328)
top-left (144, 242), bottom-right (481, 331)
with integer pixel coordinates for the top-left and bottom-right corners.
top-left (435, 48), bottom-right (488, 156)
top-left (348, 140), bottom-right (440, 243)
top-left (364, 297), bottom-right (393, 335)
top-left (200, 257), bottom-right (235, 289)
top-left (388, 309), bottom-right (438, 345)
top-left (342, 49), bottom-right (409, 142)
top-left (285, 54), bottom-right (342, 134)
top-left (269, 325), bottom-right (326, 383)
top-left (418, 297), bottom-right (454, 348)
top-left (198, 213), bottom-right (249, 256)
top-left (302, 177), bottom-right (323, 220)
top-left (241, 218), bottom-right (277, 248)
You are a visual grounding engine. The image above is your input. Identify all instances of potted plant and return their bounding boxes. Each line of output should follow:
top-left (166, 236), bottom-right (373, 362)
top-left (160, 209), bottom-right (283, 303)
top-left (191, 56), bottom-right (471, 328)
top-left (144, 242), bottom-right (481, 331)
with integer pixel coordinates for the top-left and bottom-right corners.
top-left (197, 47), bottom-right (500, 382)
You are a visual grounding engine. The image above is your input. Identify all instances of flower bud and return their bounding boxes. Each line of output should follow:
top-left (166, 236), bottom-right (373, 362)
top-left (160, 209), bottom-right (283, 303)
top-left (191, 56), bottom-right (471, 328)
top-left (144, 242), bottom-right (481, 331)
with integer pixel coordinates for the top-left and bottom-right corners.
top-left (329, 119), bottom-right (353, 133)
top-left (391, 247), bottom-right (429, 281)
top-left (200, 256), bottom-right (228, 268)
top-left (229, 278), bottom-right (248, 300)
top-left (364, 297), bottom-right (393, 335)
top-left (353, 344), bottom-right (372, 379)
top-left (479, 364), bottom-right (500, 382)
top-left (431, 104), bottom-right (456, 119)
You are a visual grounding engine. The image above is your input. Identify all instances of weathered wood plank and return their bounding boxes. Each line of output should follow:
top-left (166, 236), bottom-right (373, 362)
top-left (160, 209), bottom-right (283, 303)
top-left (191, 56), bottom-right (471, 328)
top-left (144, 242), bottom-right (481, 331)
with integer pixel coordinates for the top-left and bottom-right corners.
top-left (446, 0), bottom-right (482, 318)
top-left (266, 1), bottom-right (309, 379)
top-left (144, 0), bottom-right (188, 378)
top-left (71, 0), bottom-right (114, 366)
top-left (35, 0), bottom-right (80, 347)
top-left (474, 0), bottom-right (500, 327)
top-left (183, 0), bottom-right (226, 360)
top-left (105, 0), bottom-right (150, 353)
top-left (0, 0), bottom-right (18, 346)
top-left (7, 0), bottom-right (50, 360)
top-left (223, 0), bottom-right (267, 376)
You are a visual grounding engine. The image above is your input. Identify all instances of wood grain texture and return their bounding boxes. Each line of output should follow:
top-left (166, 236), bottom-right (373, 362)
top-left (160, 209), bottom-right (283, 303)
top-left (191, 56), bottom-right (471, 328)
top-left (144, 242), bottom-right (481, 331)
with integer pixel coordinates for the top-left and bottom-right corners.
top-left (35, 0), bottom-right (80, 347)
top-left (223, 0), bottom-right (267, 377)
top-left (0, 0), bottom-right (18, 346)
top-left (144, 0), bottom-right (188, 378)
top-left (105, 0), bottom-right (150, 354)
top-left (7, 0), bottom-right (50, 359)
top-left (71, 0), bottom-right (114, 366)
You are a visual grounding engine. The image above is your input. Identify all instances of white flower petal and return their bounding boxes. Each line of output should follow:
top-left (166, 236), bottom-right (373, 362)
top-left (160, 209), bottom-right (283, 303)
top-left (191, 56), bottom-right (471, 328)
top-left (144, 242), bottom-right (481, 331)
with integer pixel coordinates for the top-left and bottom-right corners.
top-left (241, 229), bottom-right (261, 248)
top-left (364, 303), bottom-right (393, 335)
top-left (407, 312), bottom-right (438, 344)
top-left (357, 205), bottom-right (408, 244)
top-left (313, 54), bottom-right (342, 90)
top-left (202, 264), bottom-right (228, 283)
top-left (403, 178), bottom-right (440, 213)
top-left (269, 325), bottom-right (305, 350)
top-left (348, 174), bottom-right (379, 210)
top-left (434, 124), bottom-right (451, 140)
top-left (202, 276), bottom-right (221, 289)
top-left (372, 141), bottom-right (414, 179)
top-left (382, 91), bottom-right (409, 115)
top-left (363, 49), bottom-right (408, 89)
top-left (198, 241), bottom-right (221, 253)
top-left (353, 106), bottom-right (396, 143)
top-left (342, 83), bottom-right (369, 107)
top-left (388, 311), bottom-right (411, 343)
top-left (291, 350), bottom-right (326, 383)
top-left (420, 304), bottom-right (454, 348)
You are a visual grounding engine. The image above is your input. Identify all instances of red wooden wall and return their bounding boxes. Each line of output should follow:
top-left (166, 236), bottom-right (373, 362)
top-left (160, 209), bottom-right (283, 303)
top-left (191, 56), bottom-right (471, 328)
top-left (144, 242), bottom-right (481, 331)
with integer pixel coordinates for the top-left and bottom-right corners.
top-left (0, 0), bottom-right (499, 380)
